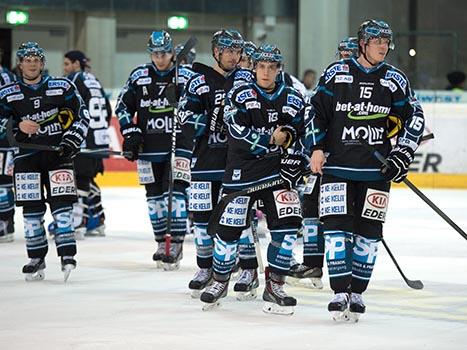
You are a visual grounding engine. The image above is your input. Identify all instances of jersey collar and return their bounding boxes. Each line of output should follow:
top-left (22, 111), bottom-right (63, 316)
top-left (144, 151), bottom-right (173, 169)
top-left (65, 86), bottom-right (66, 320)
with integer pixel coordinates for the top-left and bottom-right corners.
top-left (351, 57), bottom-right (385, 74)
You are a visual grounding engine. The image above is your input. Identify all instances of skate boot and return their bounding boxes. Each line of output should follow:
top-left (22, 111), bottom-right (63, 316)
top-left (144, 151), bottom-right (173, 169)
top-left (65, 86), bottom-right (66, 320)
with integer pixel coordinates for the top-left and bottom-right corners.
top-left (234, 269), bottom-right (259, 301)
top-left (200, 274), bottom-right (229, 311)
top-left (287, 264), bottom-right (323, 289)
top-left (162, 242), bottom-right (183, 271)
top-left (152, 241), bottom-right (166, 268)
top-left (0, 219), bottom-right (14, 243)
top-left (188, 268), bottom-right (213, 298)
top-left (61, 256), bottom-right (76, 283)
top-left (22, 258), bottom-right (46, 281)
top-left (348, 293), bottom-right (366, 322)
top-left (328, 292), bottom-right (350, 321)
top-left (262, 269), bottom-right (297, 315)
top-left (85, 214), bottom-right (106, 237)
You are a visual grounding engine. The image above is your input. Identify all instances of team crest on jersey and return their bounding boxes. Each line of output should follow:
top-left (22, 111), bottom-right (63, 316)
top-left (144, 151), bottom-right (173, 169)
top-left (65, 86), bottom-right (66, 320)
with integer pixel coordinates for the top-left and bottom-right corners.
top-left (245, 101), bottom-right (261, 109)
top-left (335, 75), bottom-right (353, 83)
top-left (235, 88), bottom-right (256, 103)
top-left (188, 75), bottom-right (206, 94)
top-left (130, 68), bottom-right (149, 82)
top-left (136, 77), bottom-right (152, 85)
top-left (46, 89), bottom-right (63, 96)
top-left (0, 84), bottom-right (20, 99)
top-left (48, 80), bottom-right (70, 90)
top-left (287, 94), bottom-right (302, 109)
top-left (282, 106), bottom-right (298, 117)
top-left (380, 78), bottom-right (397, 93)
top-left (6, 93), bottom-right (24, 102)
top-left (325, 64), bottom-right (349, 83)
top-left (385, 70), bottom-right (407, 93)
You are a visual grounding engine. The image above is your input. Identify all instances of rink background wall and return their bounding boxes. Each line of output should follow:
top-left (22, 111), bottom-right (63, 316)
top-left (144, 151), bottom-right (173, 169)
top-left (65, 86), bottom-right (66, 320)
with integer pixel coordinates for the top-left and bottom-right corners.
top-left (96, 91), bottom-right (467, 189)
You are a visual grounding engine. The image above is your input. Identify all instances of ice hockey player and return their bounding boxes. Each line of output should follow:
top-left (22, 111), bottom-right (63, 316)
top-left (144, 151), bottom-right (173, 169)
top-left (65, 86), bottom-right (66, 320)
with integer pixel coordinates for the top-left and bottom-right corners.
top-left (337, 37), bottom-right (359, 59)
top-left (179, 29), bottom-right (257, 299)
top-left (199, 43), bottom-right (308, 315)
top-left (0, 42), bottom-right (90, 282)
top-left (305, 20), bottom-right (424, 321)
top-left (116, 31), bottom-right (192, 270)
top-left (0, 59), bottom-right (16, 243)
top-left (63, 50), bottom-right (111, 238)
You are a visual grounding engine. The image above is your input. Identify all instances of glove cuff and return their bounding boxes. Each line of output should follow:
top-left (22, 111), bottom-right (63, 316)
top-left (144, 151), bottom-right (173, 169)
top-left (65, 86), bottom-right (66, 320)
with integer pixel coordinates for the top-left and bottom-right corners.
top-left (122, 126), bottom-right (142, 137)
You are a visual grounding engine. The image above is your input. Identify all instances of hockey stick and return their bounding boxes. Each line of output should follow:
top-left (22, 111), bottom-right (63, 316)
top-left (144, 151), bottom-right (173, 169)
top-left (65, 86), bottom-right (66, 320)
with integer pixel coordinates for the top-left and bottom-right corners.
top-left (250, 208), bottom-right (265, 273)
top-left (359, 133), bottom-right (467, 241)
top-left (6, 117), bottom-right (133, 157)
top-left (382, 238), bottom-right (424, 289)
top-left (165, 36), bottom-right (198, 258)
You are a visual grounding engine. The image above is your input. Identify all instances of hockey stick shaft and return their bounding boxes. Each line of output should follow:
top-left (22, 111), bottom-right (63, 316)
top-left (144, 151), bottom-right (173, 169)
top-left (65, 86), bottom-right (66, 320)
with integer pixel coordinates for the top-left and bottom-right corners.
top-left (382, 238), bottom-right (424, 289)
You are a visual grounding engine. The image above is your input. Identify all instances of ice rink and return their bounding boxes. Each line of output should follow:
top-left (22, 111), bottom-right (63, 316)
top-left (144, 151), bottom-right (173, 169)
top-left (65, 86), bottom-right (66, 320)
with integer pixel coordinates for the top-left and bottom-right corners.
top-left (1, 187), bottom-right (466, 350)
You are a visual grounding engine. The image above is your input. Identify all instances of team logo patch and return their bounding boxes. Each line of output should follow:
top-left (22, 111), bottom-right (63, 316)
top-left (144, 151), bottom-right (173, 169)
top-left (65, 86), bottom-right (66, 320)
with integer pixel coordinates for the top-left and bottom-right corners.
top-left (48, 80), bottom-right (70, 90)
top-left (130, 68), bottom-right (149, 82)
top-left (287, 94), bottom-right (303, 109)
top-left (235, 88), bottom-right (256, 103)
top-left (385, 70), bottom-right (407, 93)
top-left (325, 64), bottom-right (349, 83)
top-left (361, 188), bottom-right (389, 222)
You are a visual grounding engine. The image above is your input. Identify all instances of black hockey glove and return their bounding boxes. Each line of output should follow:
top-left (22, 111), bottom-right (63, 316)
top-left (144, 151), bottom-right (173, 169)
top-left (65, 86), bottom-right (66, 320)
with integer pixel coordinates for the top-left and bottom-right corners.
top-left (381, 146), bottom-right (414, 183)
top-left (122, 126), bottom-right (143, 161)
top-left (59, 130), bottom-right (84, 160)
top-left (279, 125), bottom-right (298, 149)
top-left (280, 153), bottom-right (309, 190)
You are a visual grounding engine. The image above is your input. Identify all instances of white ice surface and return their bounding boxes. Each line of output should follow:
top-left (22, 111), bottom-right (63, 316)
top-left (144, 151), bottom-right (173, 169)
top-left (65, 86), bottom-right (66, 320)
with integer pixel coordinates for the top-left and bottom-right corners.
top-left (1, 188), bottom-right (467, 350)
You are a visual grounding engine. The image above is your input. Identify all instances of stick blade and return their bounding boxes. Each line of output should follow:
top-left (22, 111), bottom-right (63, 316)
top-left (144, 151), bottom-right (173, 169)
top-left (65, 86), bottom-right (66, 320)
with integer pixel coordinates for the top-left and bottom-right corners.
top-left (406, 279), bottom-right (424, 290)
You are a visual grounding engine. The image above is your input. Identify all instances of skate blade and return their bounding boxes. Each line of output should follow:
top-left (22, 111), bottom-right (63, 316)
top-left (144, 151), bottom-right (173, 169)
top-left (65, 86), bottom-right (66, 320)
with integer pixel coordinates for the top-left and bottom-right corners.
top-left (25, 270), bottom-right (45, 282)
top-left (202, 301), bottom-right (222, 311)
top-left (190, 289), bottom-right (203, 299)
top-left (347, 311), bottom-right (361, 323)
top-left (163, 261), bottom-right (180, 271)
top-left (286, 276), bottom-right (323, 289)
top-left (331, 310), bottom-right (352, 322)
top-left (62, 264), bottom-right (75, 283)
top-left (262, 302), bottom-right (294, 315)
top-left (235, 288), bottom-right (257, 301)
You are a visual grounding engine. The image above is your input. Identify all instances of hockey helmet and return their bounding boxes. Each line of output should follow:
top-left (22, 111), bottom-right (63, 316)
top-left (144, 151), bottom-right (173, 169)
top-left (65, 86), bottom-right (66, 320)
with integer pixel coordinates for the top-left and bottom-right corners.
top-left (243, 41), bottom-right (258, 58)
top-left (358, 20), bottom-right (395, 50)
top-left (252, 44), bottom-right (283, 66)
top-left (16, 42), bottom-right (46, 62)
top-left (147, 30), bottom-right (173, 54)
top-left (211, 29), bottom-right (244, 53)
top-left (337, 37), bottom-right (359, 59)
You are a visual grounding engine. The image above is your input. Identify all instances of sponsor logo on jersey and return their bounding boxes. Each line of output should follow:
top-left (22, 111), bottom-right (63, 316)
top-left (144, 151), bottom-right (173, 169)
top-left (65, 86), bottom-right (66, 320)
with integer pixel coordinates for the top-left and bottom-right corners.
top-left (196, 85), bottom-right (210, 95)
top-left (380, 78), bottom-right (397, 92)
top-left (235, 88), bottom-right (256, 103)
top-left (282, 106), bottom-right (298, 117)
top-left (335, 75), bottom-right (353, 83)
top-left (275, 190), bottom-right (300, 204)
top-left (245, 101), bottom-right (261, 109)
top-left (325, 64), bottom-right (349, 83)
top-left (179, 67), bottom-right (195, 79)
top-left (49, 169), bottom-right (76, 196)
top-left (146, 116), bottom-right (180, 134)
top-left (136, 77), bottom-right (152, 85)
top-left (335, 101), bottom-right (390, 120)
top-left (287, 94), bottom-right (303, 109)
top-left (232, 169), bottom-right (241, 181)
top-left (234, 70), bottom-right (253, 82)
top-left (140, 98), bottom-right (172, 110)
top-left (46, 89), bottom-right (64, 96)
top-left (6, 93), bottom-right (24, 102)
top-left (188, 75), bottom-right (206, 94)
top-left (84, 79), bottom-right (102, 89)
top-left (26, 107), bottom-right (59, 123)
top-left (0, 84), bottom-right (20, 99)
top-left (48, 80), bottom-right (70, 90)
top-left (50, 170), bottom-right (74, 184)
top-left (341, 125), bottom-right (384, 145)
top-left (385, 70), bottom-right (407, 93)
top-left (362, 188), bottom-right (389, 222)
top-left (130, 68), bottom-right (149, 82)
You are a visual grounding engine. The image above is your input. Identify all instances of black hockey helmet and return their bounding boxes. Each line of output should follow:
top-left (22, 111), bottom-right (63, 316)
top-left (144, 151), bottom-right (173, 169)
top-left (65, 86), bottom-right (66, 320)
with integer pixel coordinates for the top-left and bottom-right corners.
top-left (358, 19), bottom-right (395, 50)
top-left (252, 44), bottom-right (283, 67)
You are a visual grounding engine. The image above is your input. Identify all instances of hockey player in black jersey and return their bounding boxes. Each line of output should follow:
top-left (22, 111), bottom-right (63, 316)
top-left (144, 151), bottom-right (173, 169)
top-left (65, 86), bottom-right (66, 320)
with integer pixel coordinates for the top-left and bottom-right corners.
top-left (116, 31), bottom-right (192, 270)
top-left (63, 50), bottom-right (111, 238)
top-left (337, 37), bottom-right (359, 60)
top-left (200, 44), bottom-right (308, 314)
top-left (179, 30), bottom-right (258, 298)
top-left (0, 42), bottom-right (90, 282)
top-left (0, 63), bottom-right (16, 243)
top-left (304, 20), bottom-right (425, 321)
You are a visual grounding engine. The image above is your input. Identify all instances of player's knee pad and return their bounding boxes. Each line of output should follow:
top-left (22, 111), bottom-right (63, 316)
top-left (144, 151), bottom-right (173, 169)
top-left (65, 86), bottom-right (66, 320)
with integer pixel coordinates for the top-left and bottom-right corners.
top-left (324, 230), bottom-right (353, 279)
top-left (23, 210), bottom-right (47, 252)
top-left (52, 206), bottom-right (75, 247)
top-left (303, 217), bottom-right (324, 256)
top-left (147, 196), bottom-right (167, 238)
top-left (213, 235), bottom-right (238, 275)
top-left (352, 234), bottom-right (380, 282)
top-left (193, 222), bottom-right (213, 258)
top-left (238, 226), bottom-right (256, 261)
top-left (267, 227), bottom-right (297, 272)
top-left (168, 191), bottom-right (188, 236)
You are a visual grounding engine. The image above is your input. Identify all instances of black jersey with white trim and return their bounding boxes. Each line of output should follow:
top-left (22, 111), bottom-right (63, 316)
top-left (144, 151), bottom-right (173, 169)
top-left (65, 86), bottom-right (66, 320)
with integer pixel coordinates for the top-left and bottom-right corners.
top-left (223, 80), bottom-right (305, 189)
top-left (308, 57), bottom-right (424, 181)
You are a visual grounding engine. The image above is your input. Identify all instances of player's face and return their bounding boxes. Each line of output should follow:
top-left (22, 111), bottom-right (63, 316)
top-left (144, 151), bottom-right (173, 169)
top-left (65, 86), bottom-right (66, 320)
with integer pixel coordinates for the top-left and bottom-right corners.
top-left (63, 58), bottom-right (80, 75)
top-left (339, 50), bottom-right (353, 59)
top-left (151, 52), bottom-right (174, 71)
top-left (363, 37), bottom-right (389, 63)
top-left (19, 56), bottom-right (44, 81)
top-left (255, 61), bottom-right (280, 90)
top-left (217, 47), bottom-right (242, 70)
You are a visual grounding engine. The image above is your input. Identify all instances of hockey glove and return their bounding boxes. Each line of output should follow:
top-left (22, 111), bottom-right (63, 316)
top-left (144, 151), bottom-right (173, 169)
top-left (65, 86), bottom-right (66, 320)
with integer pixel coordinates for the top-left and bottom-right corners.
top-left (60, 130), bottom-right (84, 160)
top-left (381, 146), bottom-right (414, 183)
top-left (280, 153), bottom-right (309, 190)
top-left (122, 126), bottom-right (143, 161)
top-left (279, 125), bottom-right (298, 149)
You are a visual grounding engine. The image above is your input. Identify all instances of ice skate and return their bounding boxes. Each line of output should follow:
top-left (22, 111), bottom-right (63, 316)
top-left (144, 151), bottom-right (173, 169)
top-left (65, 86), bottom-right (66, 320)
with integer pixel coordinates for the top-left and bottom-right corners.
top-left (162, 242), bottom-right (183, 271)
top-left (152, 241), bottom-right (166, 268)
top-left (73, 226), bottom-right (86, 241)
top-left (328, 292), bottom-right (350, 322)
top-left (287, 265), bottom-right (323, 289)
top-left (262, 269), bottom-right (296, 315)
top-left (348, 293), bottom-right (366, 322)
top-left (200, 278), bottom-right (229, 311)
top-left (188, 268), bottom-right (213, 298)
top-left (0, 232), bottom-right (14, 243)
top-left (61, 256), bottom-right (76, 283)
top-left (85, 215), bottom-right (106, 237)
top-left (234, 269), bottom-right (259, 301)
top-left (22, 258), bottom-right (46, 281)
